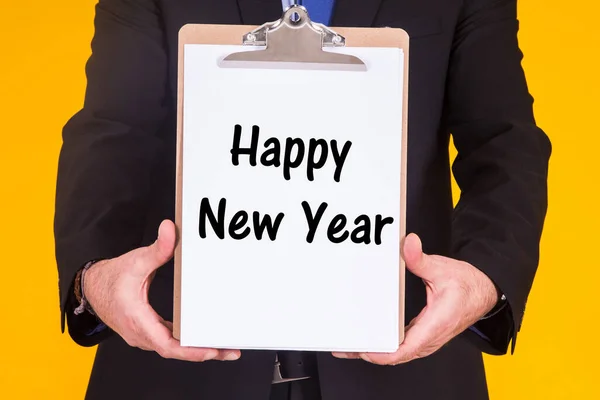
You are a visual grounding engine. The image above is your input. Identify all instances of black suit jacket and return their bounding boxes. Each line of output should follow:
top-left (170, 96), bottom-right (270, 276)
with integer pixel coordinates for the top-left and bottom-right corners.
top-left (54, 0), bottom-right (551, 399)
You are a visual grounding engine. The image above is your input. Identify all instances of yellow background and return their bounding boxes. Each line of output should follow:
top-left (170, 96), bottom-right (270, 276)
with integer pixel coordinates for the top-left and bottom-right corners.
top-left (0, 1), bottom-right (598, 399)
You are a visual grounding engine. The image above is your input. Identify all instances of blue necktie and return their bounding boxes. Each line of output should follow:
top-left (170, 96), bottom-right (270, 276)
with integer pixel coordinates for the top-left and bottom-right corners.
top-left (283, 0), bottom-right (336, 25)
top-left (301, 0), bottom-right (335, 25)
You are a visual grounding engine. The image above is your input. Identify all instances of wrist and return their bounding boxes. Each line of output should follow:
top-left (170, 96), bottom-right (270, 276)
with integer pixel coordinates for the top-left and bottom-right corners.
top-left (476, 269), bottom-right (501, 317)
top-left (74, 260), bottom-right (103, 316)
top-left (478, 272), bottom-right (507, 319)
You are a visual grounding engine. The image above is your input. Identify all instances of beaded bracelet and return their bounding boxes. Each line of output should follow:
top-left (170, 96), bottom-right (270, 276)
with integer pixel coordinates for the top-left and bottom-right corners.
top-left (74, 260), bottom-right (98, 316)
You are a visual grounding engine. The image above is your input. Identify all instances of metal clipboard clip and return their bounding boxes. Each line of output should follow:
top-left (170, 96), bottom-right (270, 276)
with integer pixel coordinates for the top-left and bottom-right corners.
top-left (219, 5), bottom-right (366, 71)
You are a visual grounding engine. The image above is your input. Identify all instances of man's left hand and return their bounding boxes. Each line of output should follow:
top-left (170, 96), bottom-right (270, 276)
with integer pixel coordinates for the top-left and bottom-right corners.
top-left (332, 233), bottom-right (499, 365)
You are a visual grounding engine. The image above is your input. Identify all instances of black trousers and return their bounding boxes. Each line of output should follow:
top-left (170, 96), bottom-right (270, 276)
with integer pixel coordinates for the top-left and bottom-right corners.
top-left (268, 378), bottom-right (322, 400)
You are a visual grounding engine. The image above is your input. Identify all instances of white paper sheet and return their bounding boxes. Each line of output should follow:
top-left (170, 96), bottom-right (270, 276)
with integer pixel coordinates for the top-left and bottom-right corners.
top-left (180, 44), bottom-right (404, 352)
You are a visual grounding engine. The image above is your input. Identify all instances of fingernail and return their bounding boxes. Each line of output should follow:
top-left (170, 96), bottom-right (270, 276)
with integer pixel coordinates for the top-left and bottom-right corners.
top-left (224, 351), bottom-right (240, 361)
top-left (332, 352), bottom-right (348, 359)
top-left (360, 354), bottom-right (372, 363)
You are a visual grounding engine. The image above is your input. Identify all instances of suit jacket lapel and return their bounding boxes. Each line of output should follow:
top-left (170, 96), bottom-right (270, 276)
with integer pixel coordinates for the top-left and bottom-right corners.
top-left (331, 0), bottom-right (383, 27)
top-left (236, 0), bottom-right (283, 25)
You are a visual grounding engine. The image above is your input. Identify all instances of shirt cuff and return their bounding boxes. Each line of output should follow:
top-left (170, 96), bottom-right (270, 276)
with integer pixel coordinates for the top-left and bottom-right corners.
top-left (464, 296), bottom-right (514, 355)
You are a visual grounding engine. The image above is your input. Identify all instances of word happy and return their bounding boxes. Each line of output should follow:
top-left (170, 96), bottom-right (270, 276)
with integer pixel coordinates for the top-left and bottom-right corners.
top-left (230, 124), bottom-right (352, 182)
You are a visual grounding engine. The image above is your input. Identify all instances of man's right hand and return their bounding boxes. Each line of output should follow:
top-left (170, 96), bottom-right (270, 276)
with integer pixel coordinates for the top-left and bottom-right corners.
top-left (83, 219), bottom-right (241, 362)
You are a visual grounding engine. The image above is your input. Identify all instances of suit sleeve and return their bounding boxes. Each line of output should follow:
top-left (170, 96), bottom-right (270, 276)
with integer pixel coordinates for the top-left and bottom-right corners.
top-left (54, 0), bottom-right (169, 346)
top-left (446, 0), bottom-right (551, 354)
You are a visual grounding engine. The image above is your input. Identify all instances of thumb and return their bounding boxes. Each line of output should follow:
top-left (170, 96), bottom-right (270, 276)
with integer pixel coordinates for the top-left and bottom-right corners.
top-left (135, 220), bottom-right (177, 275)
top-left (401, 233), bottom-right (435, 281)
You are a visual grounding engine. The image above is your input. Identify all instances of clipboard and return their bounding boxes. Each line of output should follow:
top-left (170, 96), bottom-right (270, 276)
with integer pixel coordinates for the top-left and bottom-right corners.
top-left (174, 5), bottom-right (409, 352)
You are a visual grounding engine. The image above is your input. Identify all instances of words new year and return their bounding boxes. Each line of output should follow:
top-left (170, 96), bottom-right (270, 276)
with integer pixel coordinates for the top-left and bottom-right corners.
top-left (196, 124), bottom-right (395, 245)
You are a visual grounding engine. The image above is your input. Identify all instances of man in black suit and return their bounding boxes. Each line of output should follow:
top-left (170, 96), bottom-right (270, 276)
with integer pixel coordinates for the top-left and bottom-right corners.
top-left (54, 0), bottom-right (551, 399)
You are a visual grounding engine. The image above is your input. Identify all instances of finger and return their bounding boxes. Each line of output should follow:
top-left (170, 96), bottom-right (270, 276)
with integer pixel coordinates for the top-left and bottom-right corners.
top-left (402, 233), bottom-right (437, 281)
top-left (360, 300), bottom-right (454, 365)
top-left (133, 220), bottom-right (177, 276)
top-left (158, 318), bottom-right (241, 362)
top-left (331, 352), bottom-right (360, 359)
top-left (403, 306), bottom-right (427, 333)
top-left (130, 304), bottom-right (226, 362)
top-left (154, 219), bottom-right (177, 262)
top-left (158, 334), bottom-right (231, 362)
top-left (214, 350), bottom-right (243, 361)
top-left (333, 309), bottom-right (428, 362)
top-left (159, 333), bottom-right (241, 362)
top-left (354, 308), bottom-right (426, 365)
top-left (163, 321), bottom-right (174, 330)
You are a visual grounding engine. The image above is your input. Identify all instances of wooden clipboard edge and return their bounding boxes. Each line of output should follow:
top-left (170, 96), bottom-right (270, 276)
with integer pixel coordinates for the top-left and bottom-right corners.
top-left (174, 23), bottom-right (409, 347)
